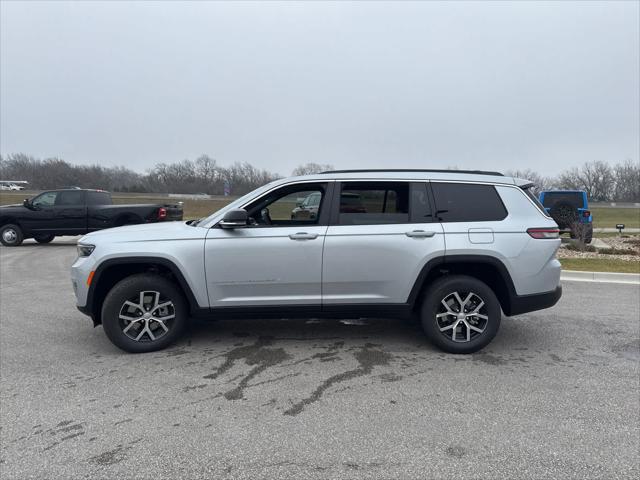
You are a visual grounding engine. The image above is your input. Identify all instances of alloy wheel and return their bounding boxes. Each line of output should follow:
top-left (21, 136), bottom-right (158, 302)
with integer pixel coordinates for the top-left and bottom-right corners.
top-left (436, 291), bottom-right (488, 343)
top-left (118, 291), bottom-right (175, 342)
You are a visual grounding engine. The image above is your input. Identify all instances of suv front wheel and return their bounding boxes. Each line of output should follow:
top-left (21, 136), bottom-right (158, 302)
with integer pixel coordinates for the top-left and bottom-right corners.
top-left (421, 275), bottom-right (501, 354)
top-left (101, 274), bottom-right (188, 353)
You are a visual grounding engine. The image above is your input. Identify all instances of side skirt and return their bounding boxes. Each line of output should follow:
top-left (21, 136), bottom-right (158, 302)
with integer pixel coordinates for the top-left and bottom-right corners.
top-left (192, 303), bottom-right (414, 321)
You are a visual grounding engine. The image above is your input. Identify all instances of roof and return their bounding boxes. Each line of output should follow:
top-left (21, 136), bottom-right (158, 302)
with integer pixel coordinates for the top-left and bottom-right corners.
top-left (284, 169), bottom-right (519, 186)
top-left (322, 169), bottom-right (504, 176)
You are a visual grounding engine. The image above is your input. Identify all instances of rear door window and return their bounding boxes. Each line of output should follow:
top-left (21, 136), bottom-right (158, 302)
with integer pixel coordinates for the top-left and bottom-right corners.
top-left (431, 182), bottom-right (507, 222)
top-left (335, 182), bottom-right (433, 225)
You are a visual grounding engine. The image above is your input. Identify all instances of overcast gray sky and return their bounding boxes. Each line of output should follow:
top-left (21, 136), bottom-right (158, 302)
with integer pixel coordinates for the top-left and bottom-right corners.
top-left (1, 1), bottom-right (638, 176)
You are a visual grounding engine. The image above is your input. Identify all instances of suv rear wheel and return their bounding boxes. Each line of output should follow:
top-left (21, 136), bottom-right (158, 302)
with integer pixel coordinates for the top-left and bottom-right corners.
top-left (101, 274), bottom-right (188, 353)
top-left (421, 275), bottom-right (501, 354)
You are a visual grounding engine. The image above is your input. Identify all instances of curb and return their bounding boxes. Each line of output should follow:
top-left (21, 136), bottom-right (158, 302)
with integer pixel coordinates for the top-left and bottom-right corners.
top-left (561, 270), bottom-right (640, 285)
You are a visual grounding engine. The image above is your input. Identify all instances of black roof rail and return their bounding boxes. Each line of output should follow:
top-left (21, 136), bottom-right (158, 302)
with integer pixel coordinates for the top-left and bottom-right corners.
top-left (320, 169), bottom-right (504, 176)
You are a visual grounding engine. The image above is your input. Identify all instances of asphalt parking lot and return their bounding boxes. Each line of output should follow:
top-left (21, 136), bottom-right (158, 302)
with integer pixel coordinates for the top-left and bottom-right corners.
top-left (1, 238), bottom-right (638, 479)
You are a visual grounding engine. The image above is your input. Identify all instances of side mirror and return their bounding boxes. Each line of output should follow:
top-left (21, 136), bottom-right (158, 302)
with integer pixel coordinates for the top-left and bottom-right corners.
top-left (23, 198), bottom-right (33, 209)
top-left (219, 208), bottom-right (248, 229)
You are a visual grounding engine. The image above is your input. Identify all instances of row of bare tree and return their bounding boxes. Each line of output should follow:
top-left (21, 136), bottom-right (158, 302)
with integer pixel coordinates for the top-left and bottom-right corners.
top-left (506, 159), bottom-right (639, 202)
top-left (1, 153), bottom-right (638, 201)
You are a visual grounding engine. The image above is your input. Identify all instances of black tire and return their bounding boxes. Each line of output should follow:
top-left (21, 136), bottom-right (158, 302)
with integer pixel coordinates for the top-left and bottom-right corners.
top-left (0, 224), bottom-right (24, 247)
top-left (420, 275), bottom-right (501, 354)
top-left (34, 234), bottom-right (55, 244)
top-left (101, 274), bottom-right (188, 353)
top-left (584, 224), bottom-right (593, 244)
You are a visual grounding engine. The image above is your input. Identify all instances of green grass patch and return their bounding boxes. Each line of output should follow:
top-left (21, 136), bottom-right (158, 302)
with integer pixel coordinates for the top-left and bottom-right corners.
top-left (560, 257), bottom-right (640, 274)
top-left (591, 207), bottom-right (640, 229)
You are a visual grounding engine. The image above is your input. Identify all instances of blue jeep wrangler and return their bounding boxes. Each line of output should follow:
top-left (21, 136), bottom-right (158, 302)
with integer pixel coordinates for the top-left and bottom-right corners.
top-left (539, 190), bottom-right (593, 244)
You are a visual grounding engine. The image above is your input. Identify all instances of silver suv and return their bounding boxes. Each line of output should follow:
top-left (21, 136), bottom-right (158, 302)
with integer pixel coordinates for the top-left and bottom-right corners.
top-left (71, 169), bottom-right (562, 354)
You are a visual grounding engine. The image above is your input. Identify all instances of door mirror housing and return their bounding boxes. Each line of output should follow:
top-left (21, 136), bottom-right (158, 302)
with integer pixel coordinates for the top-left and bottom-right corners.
top-left (23, 198), bottom-right (34, 209)
top-left (219, 209), bottom-right (248, 229)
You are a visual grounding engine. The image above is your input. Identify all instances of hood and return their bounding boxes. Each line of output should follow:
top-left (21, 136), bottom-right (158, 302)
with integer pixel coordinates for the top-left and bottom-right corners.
top-left (79, 221), bottom-right (207, 245)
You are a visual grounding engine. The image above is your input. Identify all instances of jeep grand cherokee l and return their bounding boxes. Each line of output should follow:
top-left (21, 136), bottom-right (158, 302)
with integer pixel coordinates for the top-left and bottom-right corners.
top-left (71, 169), bottom-right (562, 354)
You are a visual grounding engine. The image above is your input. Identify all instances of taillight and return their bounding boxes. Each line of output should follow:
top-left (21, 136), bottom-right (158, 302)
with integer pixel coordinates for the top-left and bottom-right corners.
top-left (158, 207), bottom-right (167, 220)
top-left (583, 210), bottom-right (590, 218)
top-left (527, 228), bottom-right (560, 239)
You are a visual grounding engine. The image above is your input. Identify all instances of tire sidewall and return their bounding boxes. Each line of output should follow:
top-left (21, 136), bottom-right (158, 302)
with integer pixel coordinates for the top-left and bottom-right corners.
top-left (101, 274), bottom-right (188, 353)
top-left (421, 275), bottom-right (501, 354)
top-left (34, 234), bottom-right (55, 244)
top-left (0, 224), bottom-right (24, 247)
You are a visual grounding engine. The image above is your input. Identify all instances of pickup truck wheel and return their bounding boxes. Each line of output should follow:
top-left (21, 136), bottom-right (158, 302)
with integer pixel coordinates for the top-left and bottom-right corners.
top-left (34, 234), bottom-right (55, 244)
top-left (421, 275), bottom-right (501, 354)
top-left (0, 224), bottom-right (24, 246)
top-left (101, 274), bottom-right (188, 353)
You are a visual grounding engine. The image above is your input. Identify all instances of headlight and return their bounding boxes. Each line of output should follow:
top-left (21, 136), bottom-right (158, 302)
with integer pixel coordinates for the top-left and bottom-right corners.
top-left (77, 244), bottom-right (95, 257)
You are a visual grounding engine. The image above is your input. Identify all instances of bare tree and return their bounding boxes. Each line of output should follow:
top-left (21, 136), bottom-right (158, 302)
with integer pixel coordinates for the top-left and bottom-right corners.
top-left (613, 159), bottom-right (640, 202)
top-left (4, 153), bottom-right (636, 202)
top-left (556, 161), bottom-right (616, 201)
top-left (291, 163), bottom-right (334, 176)
top-left (504, 169), bottom-right (552, 194)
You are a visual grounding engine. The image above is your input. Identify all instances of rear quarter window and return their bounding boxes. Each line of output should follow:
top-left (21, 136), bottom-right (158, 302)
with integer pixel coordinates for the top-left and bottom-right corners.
top-left (431, 182), bottom-right (507, 222)
top-left (86, 191), bottom-right (112, 205)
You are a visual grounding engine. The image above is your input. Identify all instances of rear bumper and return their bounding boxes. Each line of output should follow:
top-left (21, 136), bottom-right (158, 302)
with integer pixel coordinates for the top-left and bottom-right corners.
top-left (506, 285), bottom-right (562, 316)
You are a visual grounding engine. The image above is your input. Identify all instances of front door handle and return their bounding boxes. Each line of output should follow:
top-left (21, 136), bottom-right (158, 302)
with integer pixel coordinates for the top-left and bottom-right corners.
top-left (289, 232), bottom-right (319, 240)
top-left (405, 230), bottom-right (436, 238)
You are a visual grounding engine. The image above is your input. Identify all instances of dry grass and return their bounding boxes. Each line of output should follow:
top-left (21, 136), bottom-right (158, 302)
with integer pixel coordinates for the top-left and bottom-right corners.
top-left (560, 258), bottom-right (640, 274)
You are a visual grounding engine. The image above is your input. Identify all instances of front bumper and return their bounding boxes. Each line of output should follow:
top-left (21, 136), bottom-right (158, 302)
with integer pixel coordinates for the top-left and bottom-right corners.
top-left (506, 285), bottom-right (562, 316)
top-left (71, 254), bottom-right (97, 309)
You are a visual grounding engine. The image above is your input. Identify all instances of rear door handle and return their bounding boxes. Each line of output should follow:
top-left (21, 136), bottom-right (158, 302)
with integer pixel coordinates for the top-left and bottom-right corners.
top-left (405, 230), bottom-right (436, 238)
top-left (289, 232), bottom-right (319, 240)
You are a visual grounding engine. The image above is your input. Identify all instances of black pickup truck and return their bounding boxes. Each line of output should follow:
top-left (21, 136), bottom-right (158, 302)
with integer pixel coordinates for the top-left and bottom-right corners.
top-left (0, 189), bottom-right (183, 246)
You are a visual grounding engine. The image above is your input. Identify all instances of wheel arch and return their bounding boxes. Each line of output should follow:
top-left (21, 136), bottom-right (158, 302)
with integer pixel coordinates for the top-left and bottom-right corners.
top-left (408, 255), bottom-right (517, 316)
top-left (87, 257), bottom-right (203, 325)
top-left (0, 216), bottom-right (20, 227)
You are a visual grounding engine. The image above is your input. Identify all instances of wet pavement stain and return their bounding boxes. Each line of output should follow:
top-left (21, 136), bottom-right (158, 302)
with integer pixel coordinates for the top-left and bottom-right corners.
top-left (446, 445), bottom-right (466, 458)
top-left (41, 421), bottom-right (86, 451)
top-left (203, 336), bottom-right (275, 380)
top-left (223, 347), bottom-right (290, 400)
top-left (89, 445), bottom-right (126, 466)
top-left (283, 343), bottom-right (392, 416)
